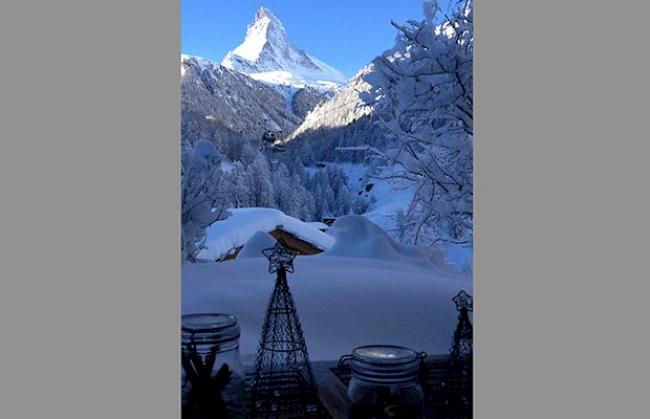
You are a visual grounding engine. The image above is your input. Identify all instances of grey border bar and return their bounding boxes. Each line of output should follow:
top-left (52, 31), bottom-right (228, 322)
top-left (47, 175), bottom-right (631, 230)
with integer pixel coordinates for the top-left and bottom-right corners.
top-left (1, 0), bottom-right (649, 418)
top-left (476, 0), bottom-right (648, 417)
top-left (1, 1), bottom-right (180, 418)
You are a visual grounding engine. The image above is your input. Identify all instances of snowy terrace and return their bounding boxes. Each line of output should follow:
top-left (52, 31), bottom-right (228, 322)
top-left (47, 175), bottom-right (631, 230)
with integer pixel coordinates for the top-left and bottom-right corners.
top-left (185, 214), bottom-right (472, 363)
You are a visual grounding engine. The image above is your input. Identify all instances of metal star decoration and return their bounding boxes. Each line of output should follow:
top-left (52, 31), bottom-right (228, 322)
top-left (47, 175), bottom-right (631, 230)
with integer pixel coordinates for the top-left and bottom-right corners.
top-left (453, 290), bottom-right (473, 312)
top-left (261, 239), bottom-right (296, 273)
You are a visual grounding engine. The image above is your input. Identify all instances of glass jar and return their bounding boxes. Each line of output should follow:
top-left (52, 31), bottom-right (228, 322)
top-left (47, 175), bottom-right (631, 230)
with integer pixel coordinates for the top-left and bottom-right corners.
top-left (344, 345), bottom-right (426, 419)
top-left (181, 313), bottom-right (246, 419)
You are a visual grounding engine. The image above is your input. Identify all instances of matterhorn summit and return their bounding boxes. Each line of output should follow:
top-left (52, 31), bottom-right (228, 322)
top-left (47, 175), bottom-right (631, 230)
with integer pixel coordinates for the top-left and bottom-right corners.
top-left (222, 7), bottom-right (347, 92)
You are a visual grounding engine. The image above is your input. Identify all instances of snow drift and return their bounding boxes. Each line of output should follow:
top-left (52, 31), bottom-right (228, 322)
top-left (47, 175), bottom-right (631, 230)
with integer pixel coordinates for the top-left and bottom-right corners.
top-left (326, 215), bottom-right (451, 271)
top-left (238, 231), bottom-right (277, 258)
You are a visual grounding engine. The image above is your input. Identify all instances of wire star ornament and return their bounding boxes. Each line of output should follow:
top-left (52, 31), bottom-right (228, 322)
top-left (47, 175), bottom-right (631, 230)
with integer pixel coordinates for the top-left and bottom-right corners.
top-left (453, 290), bottom-right (473, 312)
top-left (261, 239), bottom-right (296, 273)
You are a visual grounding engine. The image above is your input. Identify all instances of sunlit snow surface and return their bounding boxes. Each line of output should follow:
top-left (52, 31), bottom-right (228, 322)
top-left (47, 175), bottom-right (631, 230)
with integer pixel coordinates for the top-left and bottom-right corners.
top-left (183, 216), bottom-right (471, 362)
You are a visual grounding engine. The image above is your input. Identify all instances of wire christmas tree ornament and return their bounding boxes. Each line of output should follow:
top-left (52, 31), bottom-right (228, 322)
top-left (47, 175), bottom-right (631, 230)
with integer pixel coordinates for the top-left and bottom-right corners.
top-left (261, 239), bottom-right (296, 274)
top-left (441, 290), bottom-right (473, 417)
top-left (450, 290), bottom-right (473, 363)
top-left (250, 239), bottom-right (321, 418)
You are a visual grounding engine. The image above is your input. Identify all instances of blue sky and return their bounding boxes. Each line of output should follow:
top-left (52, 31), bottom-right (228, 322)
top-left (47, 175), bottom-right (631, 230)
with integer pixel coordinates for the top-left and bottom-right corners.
top-left (182, 0), bottom-right (452, 78)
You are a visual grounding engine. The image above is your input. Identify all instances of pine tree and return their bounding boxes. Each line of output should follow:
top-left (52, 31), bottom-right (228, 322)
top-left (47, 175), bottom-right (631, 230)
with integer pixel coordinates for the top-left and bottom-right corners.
top-left (246, 153), bottom-right (275, 207)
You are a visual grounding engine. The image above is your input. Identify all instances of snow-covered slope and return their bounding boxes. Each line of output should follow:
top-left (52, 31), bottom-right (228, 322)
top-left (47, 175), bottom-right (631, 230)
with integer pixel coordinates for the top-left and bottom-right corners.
top-left (222, 7), bottom-right (347, 92)
top-left (287, 62), bottom-right (383, 141)
top-left (280, 57), bottom-right (400, 171)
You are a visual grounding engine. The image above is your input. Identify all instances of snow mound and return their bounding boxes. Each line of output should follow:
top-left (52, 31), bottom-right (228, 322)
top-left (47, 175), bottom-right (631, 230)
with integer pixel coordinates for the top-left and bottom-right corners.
top-left (326, 215), bottom-right (403, 259)
top-left (238, 231), bottom-right (277, 258)
top-left (325, 215), bottom-right (451, 270)
top-left (198, 208), bottom-right (335, 261)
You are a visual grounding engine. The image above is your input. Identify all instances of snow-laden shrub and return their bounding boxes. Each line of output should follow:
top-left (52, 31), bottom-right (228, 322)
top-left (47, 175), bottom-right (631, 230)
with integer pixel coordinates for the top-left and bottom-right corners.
top-left (181, 139), bottom-right (230, 261)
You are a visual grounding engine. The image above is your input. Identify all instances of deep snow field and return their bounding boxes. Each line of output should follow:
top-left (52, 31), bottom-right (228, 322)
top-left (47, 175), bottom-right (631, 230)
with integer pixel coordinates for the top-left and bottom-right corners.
top-left (183, 215), bottom-right (472, 363)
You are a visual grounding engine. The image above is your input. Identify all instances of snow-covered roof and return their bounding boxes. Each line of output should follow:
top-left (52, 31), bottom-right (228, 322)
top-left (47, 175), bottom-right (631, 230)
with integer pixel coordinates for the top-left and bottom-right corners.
top-left (198, 208), bottom-right (335, 261)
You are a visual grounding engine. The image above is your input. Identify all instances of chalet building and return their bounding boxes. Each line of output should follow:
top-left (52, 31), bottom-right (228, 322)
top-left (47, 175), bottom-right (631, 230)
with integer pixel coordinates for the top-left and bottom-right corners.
top-left (217, 225), bottom-right (327, 262)
top-left (203, 208), bottom-right (336, 263)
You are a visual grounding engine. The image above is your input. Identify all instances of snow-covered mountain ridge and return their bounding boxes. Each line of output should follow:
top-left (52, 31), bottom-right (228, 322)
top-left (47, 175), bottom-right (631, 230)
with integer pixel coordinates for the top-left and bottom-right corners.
top-left (287, 62), bottom-right (384, 141)
top-left (222, 7), bottom-right (347, 92)
top-left (181, 54), bottom-right (328, 145)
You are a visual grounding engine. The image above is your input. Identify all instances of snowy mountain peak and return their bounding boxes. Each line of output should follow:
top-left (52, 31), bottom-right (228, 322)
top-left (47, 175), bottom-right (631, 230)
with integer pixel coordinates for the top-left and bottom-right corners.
top-left (230, 6), bottom-right (287, 63)
top-left (222, 7), bottom-right (347, 91)
top-left (255, 6), bottom-right (275, 20)
top-left (255, 6), bottom-right (279, 24)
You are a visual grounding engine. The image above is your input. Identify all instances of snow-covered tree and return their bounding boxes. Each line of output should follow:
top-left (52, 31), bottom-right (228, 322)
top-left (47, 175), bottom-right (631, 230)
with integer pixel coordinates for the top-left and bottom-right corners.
top-left (181, 139), bottom-right (230, 261)
top-left (334, 184), bottom-right (351, 215)
top-left (223, 161), bottom-right (250, 207)
top-left (244, 153), bottom-right (275, 207)
top-left (365, 0), bottom-right (473, 247)
top-left (304, 165), bottom-right (353, 220)
top-left (291, 174), bottom-right (316, 220)
top-left (271, 163), bottom-right (298, 215)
